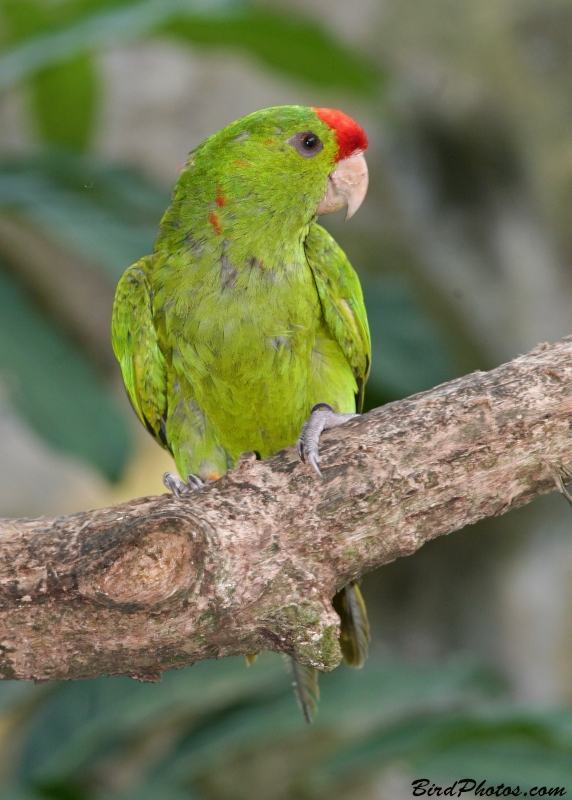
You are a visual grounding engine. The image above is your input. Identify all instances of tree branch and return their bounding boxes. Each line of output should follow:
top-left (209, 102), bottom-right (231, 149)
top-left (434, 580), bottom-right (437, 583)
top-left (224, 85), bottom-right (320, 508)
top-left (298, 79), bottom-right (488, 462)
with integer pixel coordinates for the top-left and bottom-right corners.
top-left (1, 337), bottom-right (572, 682)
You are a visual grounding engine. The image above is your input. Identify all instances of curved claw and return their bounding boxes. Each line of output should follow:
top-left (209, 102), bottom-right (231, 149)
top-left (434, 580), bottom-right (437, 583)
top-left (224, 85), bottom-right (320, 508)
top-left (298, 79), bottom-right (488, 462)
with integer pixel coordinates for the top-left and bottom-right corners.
top-left (163, 471), bottom-right (203, 500)
top-left (163, 471), bottom-right (184, 499)
top-left (296, 406), bottom-right (358, 479)
top-left (186, 474), bottom-right (204, 490)
top-left (308, 451), bottom-right (323, 479)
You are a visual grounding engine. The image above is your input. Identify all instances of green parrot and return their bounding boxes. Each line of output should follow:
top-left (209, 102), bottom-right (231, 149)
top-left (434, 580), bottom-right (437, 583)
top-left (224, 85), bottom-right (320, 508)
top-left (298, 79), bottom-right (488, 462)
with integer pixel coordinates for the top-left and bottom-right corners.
top-left (112, 105), bottom-right (371, 722)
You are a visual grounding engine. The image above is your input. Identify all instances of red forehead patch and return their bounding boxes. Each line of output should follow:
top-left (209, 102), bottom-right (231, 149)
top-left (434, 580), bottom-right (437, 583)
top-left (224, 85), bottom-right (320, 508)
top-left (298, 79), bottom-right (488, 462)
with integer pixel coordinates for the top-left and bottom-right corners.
top-left (312, 107), bottom-right (368, 162)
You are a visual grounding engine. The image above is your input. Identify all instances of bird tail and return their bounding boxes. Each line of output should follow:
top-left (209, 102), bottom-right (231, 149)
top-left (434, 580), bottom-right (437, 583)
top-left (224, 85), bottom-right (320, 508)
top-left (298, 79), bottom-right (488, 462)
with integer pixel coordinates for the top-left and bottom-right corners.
top-left (278, 582), bottom-right (369, 722)
top-left (333, 581), bottom-right (370, 668)
top-left (244, 654), bottom-right (259, 666)
top-left (285, 656), bottom-right (319, 724)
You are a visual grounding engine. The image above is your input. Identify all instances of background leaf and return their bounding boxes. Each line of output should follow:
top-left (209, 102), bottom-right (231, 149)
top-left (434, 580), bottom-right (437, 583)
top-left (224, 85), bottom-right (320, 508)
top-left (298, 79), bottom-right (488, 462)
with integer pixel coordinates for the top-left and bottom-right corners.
top-left (362, 274), bottom-right (458, 401)
top-left (0, 152), bottom-right (166, 279)
top-left (0, 0), bottom-right (382, 96)
top-left (8, 656), bottom-right (505, 798)
top-left (31, 55), bottom-right (98, 151)
top-left (0, 265), bottom-right (129, 480)
top-left (16, 656), bottom-right (286, 783)
top-left (311, 711), bottom-right (572, 795)
top-left (161, 7), bottom-right (381, 95)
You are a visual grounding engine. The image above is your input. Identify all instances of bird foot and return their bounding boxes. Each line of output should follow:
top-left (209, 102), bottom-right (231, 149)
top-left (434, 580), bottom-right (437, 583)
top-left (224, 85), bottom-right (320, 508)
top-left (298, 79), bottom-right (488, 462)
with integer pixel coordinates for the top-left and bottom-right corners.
top-left (297, 403), bottom-right (358, 478)
top-left (163, 472), bottom-right (204, 500)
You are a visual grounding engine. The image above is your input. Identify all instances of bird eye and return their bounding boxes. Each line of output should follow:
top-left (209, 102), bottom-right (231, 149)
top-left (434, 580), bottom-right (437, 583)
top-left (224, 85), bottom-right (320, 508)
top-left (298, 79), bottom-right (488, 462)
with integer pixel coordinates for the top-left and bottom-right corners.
top-left (287, 131), bottom-right (324, 159)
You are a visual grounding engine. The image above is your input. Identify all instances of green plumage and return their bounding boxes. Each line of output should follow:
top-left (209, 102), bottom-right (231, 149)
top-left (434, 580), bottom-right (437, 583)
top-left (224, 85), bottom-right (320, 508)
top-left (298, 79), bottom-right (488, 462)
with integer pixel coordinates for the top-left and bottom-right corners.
top-left (112, 105), bottom-right (371, 716)
top-left (333, 581), bottom-right (370, 668)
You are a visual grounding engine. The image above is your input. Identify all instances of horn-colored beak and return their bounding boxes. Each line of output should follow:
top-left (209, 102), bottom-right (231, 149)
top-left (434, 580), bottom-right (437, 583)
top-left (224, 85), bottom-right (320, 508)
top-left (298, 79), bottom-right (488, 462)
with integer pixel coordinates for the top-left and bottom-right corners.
top-left (316, 152), bottom-right (368, 220)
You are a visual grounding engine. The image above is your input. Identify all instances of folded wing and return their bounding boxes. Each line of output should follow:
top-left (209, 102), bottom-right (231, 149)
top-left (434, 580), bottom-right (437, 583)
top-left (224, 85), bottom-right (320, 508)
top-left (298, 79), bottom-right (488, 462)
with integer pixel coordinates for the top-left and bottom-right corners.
top-left (305, 223), bottom-right (371, 412)
top-left (111, 255), bottom-right (170, 452)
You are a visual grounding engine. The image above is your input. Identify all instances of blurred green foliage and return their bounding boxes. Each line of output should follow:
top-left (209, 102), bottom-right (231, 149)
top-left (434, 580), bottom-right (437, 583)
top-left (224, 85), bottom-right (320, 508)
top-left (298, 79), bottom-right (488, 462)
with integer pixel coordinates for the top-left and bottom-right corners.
top-left (0, 655), bottom-right (569, 799)
top-left (32, 55), bottom-right (98, 152)
top-left (362, 274), bottom-right (457, 401)
top-left (0, 152), bottom-right (168, 476)
top-left (0, 265), bottom-right (128, 479)
top-left (0, 0), bottom-right (382, 151)
top-left (0, 152), bottom-right (166, 280)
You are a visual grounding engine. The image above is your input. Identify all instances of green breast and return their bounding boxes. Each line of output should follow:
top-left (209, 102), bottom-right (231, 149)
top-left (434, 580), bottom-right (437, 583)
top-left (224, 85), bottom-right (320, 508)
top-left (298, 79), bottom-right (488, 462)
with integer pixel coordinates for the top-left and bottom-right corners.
top-left (153, 243), bottom-right (355, 462)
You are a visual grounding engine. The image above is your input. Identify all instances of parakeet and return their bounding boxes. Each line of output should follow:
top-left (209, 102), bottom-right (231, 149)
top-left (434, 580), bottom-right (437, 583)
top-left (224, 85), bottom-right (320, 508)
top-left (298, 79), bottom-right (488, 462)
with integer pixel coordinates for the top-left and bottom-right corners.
top-left (112, 105), bottom-right (371, 722)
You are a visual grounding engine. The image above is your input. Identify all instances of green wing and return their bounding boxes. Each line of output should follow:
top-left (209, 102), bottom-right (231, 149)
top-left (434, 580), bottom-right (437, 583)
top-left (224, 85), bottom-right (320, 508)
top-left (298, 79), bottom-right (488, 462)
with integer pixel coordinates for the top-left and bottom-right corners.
top-left (111, 255), bottom-right (170, 451)
top-left (305, 223), bottom-right (371, 412)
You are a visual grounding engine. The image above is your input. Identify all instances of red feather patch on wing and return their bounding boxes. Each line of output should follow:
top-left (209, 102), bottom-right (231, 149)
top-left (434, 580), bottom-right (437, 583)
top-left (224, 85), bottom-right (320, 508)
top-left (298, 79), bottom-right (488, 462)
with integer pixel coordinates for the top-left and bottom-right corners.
top-left (312, 107), bottom-right (368, 162)
top-left (208, 211), bottom-right (222, 235)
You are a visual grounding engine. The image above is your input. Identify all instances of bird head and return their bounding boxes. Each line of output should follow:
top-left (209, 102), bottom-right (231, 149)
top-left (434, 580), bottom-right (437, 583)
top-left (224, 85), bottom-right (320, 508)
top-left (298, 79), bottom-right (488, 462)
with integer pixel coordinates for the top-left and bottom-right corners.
top-left (224, 105), bottom-right (368, 223)
top-left (179, 106), bottom-right (368, 231)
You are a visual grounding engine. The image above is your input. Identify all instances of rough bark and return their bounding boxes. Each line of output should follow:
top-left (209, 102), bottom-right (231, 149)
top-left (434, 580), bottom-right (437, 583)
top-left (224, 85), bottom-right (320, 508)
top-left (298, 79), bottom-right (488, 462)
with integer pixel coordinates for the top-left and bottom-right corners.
top-left (1, 337), bottom-right (572, 683)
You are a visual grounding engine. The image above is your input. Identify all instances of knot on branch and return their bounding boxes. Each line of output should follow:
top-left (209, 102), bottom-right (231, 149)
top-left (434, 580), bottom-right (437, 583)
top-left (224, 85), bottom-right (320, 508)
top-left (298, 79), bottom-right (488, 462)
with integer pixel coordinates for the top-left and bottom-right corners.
top-left (78, 531), bottom-right (193, 607)
top-left (78, 515), bottom-right (202, 608)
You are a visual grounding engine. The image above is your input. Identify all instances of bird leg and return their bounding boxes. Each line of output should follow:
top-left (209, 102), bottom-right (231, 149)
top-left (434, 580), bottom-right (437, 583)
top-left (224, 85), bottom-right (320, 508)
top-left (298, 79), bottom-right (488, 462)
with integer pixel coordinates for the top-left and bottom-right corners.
top-left (297, 403), bottom-right (358, 478)
top-left (163, 472), bottom-right (204, 500)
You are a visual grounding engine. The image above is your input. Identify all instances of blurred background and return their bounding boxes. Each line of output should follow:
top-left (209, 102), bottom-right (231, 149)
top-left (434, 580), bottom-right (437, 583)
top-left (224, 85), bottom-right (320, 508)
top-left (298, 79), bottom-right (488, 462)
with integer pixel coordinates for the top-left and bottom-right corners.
top-left (1, 0), bottom-right (572, 797)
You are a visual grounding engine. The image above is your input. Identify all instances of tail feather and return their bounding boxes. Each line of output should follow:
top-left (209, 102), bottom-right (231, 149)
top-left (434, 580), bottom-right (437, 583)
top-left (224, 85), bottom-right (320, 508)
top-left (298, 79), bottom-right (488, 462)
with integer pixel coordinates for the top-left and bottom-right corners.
top-left (244, 653), bottom-right (258, 666)
top-left (333, 581), bottom-right (370, 668)
top-left (285, 656), bottom-right (319, 724)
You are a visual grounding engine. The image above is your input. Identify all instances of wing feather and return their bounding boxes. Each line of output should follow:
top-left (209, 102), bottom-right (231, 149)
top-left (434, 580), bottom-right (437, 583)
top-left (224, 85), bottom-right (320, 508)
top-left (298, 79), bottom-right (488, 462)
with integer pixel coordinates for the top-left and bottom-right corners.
top-left (333, 581), bottom-right (370, 668)
top-left (284, 656), bottom-right (320, 724)
top-left (305, 223), bottom-right (371, 411)
top-left (111, 255), bottom-right (169, 451)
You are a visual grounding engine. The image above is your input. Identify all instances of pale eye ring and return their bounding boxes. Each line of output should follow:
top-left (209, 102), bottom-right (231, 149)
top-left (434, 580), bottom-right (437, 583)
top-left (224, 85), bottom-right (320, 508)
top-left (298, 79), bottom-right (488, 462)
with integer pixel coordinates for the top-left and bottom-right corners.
top-left (287, 131), bottom-right (324, 159)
